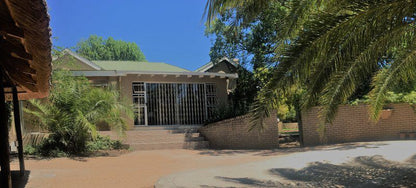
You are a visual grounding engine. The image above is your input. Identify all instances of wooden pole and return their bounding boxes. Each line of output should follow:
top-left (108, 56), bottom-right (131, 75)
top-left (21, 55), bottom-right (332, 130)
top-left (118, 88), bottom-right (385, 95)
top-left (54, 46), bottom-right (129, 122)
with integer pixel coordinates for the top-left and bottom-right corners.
top-left (12, 86), bottom-right (24, 176)
top-left (0, 70), bottom-right (12, 188)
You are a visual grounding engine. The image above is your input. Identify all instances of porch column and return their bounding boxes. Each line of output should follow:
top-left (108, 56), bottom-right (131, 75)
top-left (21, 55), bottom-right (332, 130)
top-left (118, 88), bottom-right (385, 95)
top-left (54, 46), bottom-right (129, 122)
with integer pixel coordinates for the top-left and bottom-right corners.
top-left (0, 70), bottom-right (12, 187)
top-left (12, 86), bottom-right (24, 176)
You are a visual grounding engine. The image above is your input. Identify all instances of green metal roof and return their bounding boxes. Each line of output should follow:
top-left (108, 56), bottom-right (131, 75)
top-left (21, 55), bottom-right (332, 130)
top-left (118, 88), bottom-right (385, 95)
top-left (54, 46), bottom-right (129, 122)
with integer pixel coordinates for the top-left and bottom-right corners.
top-left (92, 61), bottom-right (190, 72)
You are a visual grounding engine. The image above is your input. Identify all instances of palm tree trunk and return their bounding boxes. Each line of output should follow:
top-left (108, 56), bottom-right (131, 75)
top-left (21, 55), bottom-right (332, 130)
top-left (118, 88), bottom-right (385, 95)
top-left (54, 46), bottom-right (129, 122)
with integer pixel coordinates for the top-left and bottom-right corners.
top-left (294, 96), bottom-right (304, 147)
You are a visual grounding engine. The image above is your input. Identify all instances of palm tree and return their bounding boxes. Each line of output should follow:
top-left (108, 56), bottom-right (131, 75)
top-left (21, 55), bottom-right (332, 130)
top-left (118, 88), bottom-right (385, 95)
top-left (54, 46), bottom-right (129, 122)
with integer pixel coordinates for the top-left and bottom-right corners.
top-left (206, 0), bottom-right (416, 128)
top-left (24, 71), bottom-right (133, 154)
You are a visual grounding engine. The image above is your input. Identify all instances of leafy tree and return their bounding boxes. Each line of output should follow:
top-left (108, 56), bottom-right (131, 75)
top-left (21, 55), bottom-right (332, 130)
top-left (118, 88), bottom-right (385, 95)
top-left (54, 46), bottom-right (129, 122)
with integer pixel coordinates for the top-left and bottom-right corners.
top-left (205, 2), bottom-right (297, 122)
top-left (24, 71), bottom-right (133, 156)
top-left (205, 0), bottom-right (416, 129)
top-left (76, 35), bottom-right (147, 61)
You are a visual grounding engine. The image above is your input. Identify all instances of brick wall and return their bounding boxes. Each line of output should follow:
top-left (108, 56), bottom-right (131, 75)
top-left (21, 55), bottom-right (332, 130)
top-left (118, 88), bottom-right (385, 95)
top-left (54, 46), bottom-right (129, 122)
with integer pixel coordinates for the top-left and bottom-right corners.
top-left (199, 114), bottom-right (279, 149)
top-left (302, 103), bottom-right (416, 146)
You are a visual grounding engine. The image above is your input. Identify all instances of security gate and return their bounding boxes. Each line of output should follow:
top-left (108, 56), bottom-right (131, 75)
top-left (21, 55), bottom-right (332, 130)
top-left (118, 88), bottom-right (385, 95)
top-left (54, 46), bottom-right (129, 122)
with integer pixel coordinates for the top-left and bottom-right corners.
top-left (132, 82), bottom-right (147, 125)
top-left (133, 82), bottom-right (216, 126)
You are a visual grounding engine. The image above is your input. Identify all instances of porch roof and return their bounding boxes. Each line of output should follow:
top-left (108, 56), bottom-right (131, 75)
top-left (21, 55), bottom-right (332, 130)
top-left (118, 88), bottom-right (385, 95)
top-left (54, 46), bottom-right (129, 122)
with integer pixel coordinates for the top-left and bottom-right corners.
top-left (1, 0), bottom-right (52, 100)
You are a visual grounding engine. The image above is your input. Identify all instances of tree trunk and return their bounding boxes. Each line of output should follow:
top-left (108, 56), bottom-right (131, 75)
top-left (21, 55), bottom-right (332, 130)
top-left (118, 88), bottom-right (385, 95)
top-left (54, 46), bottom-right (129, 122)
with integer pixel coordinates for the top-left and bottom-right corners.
top-left (294, 97), bottom-right (304, 147)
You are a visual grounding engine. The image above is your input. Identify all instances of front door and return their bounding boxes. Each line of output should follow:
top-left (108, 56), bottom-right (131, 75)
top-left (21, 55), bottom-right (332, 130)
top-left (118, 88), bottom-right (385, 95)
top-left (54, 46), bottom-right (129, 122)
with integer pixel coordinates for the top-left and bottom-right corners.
top-left (133, 82), bottom-right (148, 126)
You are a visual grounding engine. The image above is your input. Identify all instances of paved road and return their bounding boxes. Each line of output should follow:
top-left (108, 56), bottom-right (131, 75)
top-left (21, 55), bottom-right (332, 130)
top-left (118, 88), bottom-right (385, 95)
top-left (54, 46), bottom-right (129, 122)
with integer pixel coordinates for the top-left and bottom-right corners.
top-left (156, 141), bottom-right (416, 187)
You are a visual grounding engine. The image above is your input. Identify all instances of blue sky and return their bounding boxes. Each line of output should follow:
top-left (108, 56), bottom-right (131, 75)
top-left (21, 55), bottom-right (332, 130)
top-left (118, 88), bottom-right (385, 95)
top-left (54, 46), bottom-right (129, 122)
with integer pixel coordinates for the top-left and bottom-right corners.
top-left (47, 0), bottom-right (212, 71)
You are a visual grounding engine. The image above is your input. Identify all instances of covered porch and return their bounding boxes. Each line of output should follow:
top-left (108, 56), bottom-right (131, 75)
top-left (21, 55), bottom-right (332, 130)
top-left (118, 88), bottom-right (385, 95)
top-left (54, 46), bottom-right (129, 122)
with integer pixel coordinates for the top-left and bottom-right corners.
top-left (0, 0), bottom-right (52, 187)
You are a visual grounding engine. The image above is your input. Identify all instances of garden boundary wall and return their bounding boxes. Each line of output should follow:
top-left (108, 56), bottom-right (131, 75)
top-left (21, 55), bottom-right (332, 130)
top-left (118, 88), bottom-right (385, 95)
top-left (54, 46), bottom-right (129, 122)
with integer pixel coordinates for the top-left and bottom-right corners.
top-left (302, 103), bottom-right (416, 146)
top-left (199, 114), bottom-right (279, 149)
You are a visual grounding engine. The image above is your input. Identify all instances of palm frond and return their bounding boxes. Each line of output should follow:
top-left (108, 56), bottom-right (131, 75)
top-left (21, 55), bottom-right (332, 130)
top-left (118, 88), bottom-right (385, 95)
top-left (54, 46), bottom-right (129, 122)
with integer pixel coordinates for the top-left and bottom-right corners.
top-left (204, 0), bottom-right (271, 26)
top-left (369, 48), bottom-right (416, 120)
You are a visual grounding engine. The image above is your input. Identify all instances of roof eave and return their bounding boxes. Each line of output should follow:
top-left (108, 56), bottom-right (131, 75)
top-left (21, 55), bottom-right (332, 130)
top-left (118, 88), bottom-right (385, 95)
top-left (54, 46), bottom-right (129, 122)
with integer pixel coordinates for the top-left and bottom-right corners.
top-left (71, 70), bottom-right (238, 79)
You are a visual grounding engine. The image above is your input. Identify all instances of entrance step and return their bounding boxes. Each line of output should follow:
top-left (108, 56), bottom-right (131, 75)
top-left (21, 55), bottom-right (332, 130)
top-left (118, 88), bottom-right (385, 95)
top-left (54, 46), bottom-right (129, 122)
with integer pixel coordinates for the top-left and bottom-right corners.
top-left (185, 133), bottom-right (205, 141)
top-left (130, 141), bottom-right (209, 150)
top-left (99, 126), bottom-right (209, 150)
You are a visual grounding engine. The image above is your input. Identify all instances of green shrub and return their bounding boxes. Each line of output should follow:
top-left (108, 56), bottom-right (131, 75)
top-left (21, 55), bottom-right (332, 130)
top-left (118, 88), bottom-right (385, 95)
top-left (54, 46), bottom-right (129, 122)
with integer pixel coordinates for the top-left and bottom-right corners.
top-left (23, 145), bottom-right (37, 155)
top-left (86, 135), bottom-right (124, 152)
top-left (24, 71), bottom-right (133, 156)
top-left (350, 91), bottom-right (416, 105)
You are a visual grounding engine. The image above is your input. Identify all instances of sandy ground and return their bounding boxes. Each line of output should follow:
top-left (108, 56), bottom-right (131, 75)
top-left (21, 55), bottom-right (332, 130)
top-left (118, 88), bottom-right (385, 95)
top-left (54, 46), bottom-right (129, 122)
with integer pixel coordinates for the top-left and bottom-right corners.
top-left (10, 149), bottom-right (287, 188)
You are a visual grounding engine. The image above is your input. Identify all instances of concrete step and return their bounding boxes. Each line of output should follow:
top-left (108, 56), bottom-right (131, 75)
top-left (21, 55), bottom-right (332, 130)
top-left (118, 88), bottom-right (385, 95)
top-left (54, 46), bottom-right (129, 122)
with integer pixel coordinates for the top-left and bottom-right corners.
top-left (127, 138), bottom-right (187, 143)
top-left (99, 126), bottom-right (209, 150)
top-left (183, 141), bottom-right (209, 149)
top-left (130, 142), bottom-right (185, 150)
top-left (185, 136), bottom-right (205, 142)
top-left (185, 133), bottom-right (205, 141)
top-left (132, 125), bottom-right (202, 131)
top-left (130, 141), bottom-right (209, 150)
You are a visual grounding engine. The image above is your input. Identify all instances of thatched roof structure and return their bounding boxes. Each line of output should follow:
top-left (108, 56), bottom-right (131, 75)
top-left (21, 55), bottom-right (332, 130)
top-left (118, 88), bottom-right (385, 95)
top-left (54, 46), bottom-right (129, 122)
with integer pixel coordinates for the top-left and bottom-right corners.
top-left (1, 0), bottom-right (52, 100)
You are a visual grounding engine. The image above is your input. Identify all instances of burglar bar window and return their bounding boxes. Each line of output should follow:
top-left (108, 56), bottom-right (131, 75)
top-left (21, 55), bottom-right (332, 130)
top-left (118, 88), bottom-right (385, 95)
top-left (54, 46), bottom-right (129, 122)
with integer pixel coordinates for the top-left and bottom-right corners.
top-left (206, 83), bottom-right (217, 121)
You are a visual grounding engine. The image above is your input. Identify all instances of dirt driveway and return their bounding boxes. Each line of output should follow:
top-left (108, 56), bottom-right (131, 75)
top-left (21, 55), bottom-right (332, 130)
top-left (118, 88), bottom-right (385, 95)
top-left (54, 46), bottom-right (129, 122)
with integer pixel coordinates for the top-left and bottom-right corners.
top-left (10, 149), bottom-right (286, 188)
top-left (11, 140), bottom-right (416, 188)
top-left (156, 141), bottom-right (416, 187)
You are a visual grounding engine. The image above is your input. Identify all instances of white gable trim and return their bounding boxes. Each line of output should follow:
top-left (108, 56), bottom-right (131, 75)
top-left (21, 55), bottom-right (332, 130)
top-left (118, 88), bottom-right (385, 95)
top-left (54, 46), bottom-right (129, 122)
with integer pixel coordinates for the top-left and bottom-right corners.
top-left (196, 57), bottom-right (238, 72)
top-left (61, 49), bottom-right (102, 70)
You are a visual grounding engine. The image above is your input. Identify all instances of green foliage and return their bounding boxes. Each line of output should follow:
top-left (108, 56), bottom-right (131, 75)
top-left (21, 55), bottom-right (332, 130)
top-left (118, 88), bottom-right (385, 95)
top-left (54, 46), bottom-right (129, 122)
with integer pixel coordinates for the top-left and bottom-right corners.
top-left (205, 2), bottom-right (298, 125)
top-left (76, 35), bottom-right (146, 61)
top-left (205, 2), bottom-right (286, 69)
top-left (228, 66), bottom-right (260, 115)
top-left (350, 91), bottom-right (416, 106)
top-left (86, 135), bottom-right (125, 152)
top-left (206, 0), bottom-right (416, 128)
top-left (24, 71), bottom-right (133, 156)
top-left (23, 145), bottom-right (37, 155)
top-left (206, 103), bottom-right (239, 124)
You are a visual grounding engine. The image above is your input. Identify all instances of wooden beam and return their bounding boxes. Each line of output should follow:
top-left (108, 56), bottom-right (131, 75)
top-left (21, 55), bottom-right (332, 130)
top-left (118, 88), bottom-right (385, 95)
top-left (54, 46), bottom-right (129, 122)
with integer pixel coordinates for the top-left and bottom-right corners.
top-left (0, 38), bottom-right (32, 61)
top-left (0, 51), bottom-right (37, 92)
top-left (0, 70), bottom-right (12, 188)
top-left (0, 54), bottom-right (35, 74)
top-left (0, 1), bottom-right (24, 38)
top-left (12, 86), bottom-right (25, 176)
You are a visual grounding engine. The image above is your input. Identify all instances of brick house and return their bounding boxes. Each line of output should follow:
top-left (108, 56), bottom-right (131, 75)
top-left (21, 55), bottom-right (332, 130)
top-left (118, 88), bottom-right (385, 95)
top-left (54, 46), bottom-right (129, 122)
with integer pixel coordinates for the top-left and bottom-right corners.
top-left (54, 50), bottom-right (238, 128)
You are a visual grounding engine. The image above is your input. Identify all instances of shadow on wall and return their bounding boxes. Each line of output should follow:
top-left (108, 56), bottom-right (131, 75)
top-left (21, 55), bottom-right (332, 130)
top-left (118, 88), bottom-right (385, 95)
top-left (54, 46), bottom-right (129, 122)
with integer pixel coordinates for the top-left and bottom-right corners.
top-left (208, 155), bottom-right (416, 187)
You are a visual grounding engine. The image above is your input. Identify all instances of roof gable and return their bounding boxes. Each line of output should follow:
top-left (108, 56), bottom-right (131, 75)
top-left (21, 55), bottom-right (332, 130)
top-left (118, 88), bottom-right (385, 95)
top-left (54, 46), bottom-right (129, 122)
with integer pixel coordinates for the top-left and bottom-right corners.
top-left (196, 57), bottom-right (239, 73)
top-left (53, 49), bottom-right (101, 71)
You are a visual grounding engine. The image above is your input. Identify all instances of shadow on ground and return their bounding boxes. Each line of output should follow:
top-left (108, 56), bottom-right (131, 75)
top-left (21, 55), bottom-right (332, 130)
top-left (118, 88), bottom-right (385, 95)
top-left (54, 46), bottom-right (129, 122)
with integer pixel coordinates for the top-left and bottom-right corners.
top-left (197, 148), bottom-right (303, 157)
top-left (209, 155), bottom-right (416, 187)
top-left (270, 155), bottom-right (416, 187)
top-left (11, 170), bottom-right (30, 188)
top-left (198, 142), bottom-right (392, 157)
top-left (324, 142), bottom-right (389, 151)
